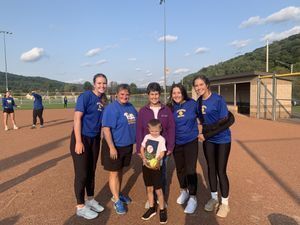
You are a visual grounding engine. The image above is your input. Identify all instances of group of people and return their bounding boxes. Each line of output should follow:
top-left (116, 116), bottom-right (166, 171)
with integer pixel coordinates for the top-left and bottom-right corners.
top-left (2, 90), bottom-right (44, 130)
top-left (70, 73), bottom-right (234, 223)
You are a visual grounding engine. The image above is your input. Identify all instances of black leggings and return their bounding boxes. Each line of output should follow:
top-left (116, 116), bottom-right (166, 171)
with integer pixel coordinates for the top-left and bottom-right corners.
top-left (203, 141), bottom-right (231, 198)
top-left (173, 138), bottom-right (198, 195)
top-left (70, 131), bottom-right (100, 204)
top-left (33, 108), bottom-right (44, 125)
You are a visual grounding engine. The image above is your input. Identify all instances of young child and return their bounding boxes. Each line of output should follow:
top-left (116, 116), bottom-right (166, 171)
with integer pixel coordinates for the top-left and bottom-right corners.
top-left (140, 119), bottom-right (168, 224)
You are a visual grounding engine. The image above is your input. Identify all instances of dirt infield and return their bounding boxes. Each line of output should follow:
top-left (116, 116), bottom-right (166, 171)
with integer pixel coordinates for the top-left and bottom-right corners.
top-left (0, 109), bottom-right (299, 225)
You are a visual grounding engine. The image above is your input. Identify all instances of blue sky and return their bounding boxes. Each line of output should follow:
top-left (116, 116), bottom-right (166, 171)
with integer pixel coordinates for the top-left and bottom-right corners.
top-left (1, 0), bottom-right (300, 87)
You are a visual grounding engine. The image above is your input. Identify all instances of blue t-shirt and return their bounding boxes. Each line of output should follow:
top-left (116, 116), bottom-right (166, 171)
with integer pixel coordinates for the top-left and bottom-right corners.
top-left (173, 99), bottom-right (199, 145)
top-left (198, 93), bottom-right (231, 144)
top-left (75, 90), bottom-right (105, 137)
top-left (2, 97), bottom-right (16, 110)
top-left (32, 93), bottom-right (44, 110)
top-left (102, 100), bottom-right (138, 147)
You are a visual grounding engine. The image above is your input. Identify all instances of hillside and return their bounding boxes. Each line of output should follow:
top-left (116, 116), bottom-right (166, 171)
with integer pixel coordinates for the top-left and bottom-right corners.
top-left (184, 33), bottom-right (300, 88)
top-left (0, 72), bottom-right (83, 94)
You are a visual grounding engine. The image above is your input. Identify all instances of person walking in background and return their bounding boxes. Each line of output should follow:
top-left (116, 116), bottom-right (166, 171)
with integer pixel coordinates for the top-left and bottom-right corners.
top-left (140, 119), bottom-right (168, 224)
top-left (64, 96), bottom-right (68, 108)
top-left (136, 82), bottom-right (175, 208)
top-left (193, 75), bottom-right (232, 218)
top-left (70, 73), bottom-right (108, 220)
top-left (167, 83), bottom-right (199, 214)
top-left (101, 84), bottom-right (138, 215)
top-left (2, 91), bottom-right (18, 131)
top-left (30, 91), bottom-right (44, 129)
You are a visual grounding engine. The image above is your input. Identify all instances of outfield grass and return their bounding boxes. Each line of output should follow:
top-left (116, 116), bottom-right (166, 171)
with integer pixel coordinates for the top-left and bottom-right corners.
top-left (15, 103), bottom-right (76, 110)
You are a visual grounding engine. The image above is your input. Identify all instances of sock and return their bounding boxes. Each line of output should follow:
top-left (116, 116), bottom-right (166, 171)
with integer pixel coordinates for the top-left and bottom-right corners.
top-left (211, 192), bottom-right (218, 200)
top-left (221, 197), bottom-right (229, 205)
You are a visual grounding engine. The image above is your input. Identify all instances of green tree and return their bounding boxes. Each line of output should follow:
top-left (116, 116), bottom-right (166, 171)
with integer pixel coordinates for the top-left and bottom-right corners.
top-left (83, 81), bottom-right (93, 91)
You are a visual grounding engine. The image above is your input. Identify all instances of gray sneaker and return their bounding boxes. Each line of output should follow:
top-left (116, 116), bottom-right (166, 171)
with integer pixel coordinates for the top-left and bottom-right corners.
top-left (76, 205), bottom-right (98, 219)
top-left (85, 199), bottom-right (104, 213)
top-left (204, 198), bottom-right (219, 212)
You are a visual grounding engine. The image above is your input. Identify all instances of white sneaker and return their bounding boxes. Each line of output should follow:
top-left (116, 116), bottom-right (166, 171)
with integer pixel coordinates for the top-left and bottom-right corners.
top-left (4, 126), bottom-right (8, 131)
top-left (184, 197), bottom-right (197, 214)
top-left (76, 205), bottom-right (98, 219)
top-left (176, 190), bottom-right (189, 205)
top-left (13, 125), bottom-right (18, 130)
top-left (85, 199), bottom-right (104, 213)
top-left (216, 204), bottom-right (230, 218)
top-left (204, 198), bottom-right (219, 212)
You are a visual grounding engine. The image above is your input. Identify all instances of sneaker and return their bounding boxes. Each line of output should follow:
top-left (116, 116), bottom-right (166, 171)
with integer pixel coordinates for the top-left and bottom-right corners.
top-left (111, 193), bottom-right (131, 204)
top-left (204, 198), bottom-right (219, 212)
top-left (4, 126), bottom-right (8, 131)
top-left (85, 199), bottom-right (104, 213)
top-left (141, 207), bottom-right (156, 220)
top-left (114, 200), bottom-right (126, 215)
top-left (76, 205), bottom-right (98, 220)
top-left (216, 204), bottom-right (230, 218)
top-left (184, 197), bottom-right (197, 214)
top-left (13, 125), bottom-right (18, 130)
top-left (145, 200), bottom-right (150, 209)
top-left (40, 125), bottom-right (44, 128)
top-left (176, 190), bottom-right (189, 205)
top-left (159, 208), bottom-right (168, 224)
top-left (31, 125), bottom-right (36, 129)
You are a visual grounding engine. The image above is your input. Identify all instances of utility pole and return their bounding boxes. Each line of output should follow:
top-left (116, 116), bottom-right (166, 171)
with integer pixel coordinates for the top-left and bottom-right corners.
top-left (0, 31), bottom-right (13, 91)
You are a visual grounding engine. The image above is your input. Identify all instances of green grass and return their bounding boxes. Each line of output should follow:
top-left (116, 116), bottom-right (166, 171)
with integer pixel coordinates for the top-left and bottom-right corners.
top-left (15, 102), bottom-right (76, 110)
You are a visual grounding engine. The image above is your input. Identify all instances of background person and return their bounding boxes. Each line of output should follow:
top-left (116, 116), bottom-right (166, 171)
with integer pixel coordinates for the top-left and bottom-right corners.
top-left (64, 96), bottom-right (68, 108)
top-left (193, 75), bottom-right (232, 218)
top-left (101, 84), bottom-right (138, 215)
top-left (70, 73), bottom-right (108, 220)
top-left (167, 83), bottom-right (199, 214)
top-left (2, 91), bottom-right (18, 131)
top-left (31, 91), bottom-right (44, 128)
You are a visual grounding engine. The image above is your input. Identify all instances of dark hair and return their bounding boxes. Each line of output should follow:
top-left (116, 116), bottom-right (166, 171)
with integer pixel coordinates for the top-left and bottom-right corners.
top-left (167, 83), bottom-right (189, 110)
top-left (148, 118), bottom-right (162, 129)
top-left (93, 73), bottom-right (108, 105)
top-left (117, 83), bottom-right (131, 94)
top-left (146, 82), bottom-right (161, 94)
top-left (192, 74), bottom-right (210, 88)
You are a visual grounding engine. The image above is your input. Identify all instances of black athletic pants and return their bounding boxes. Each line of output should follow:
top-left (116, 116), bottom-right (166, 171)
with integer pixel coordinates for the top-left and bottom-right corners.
top-left (203, 141), bottom-right (231, 198)
top-left (173, 138), bottom-right (198, 195)
top-left (33, 108), bottom-right (44, 125)
top-left (70, 131), bottom-right (100, 204)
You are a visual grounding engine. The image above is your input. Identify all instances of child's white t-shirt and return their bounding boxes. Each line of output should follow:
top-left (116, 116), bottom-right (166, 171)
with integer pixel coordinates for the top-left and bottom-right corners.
top-left (142, 134), bottom-right (167, 165)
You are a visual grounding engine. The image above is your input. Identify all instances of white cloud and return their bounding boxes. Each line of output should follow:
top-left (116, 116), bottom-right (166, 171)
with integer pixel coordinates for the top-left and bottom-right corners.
top-left (135, 68), bottom-right (141, 71)
top-left (229, 39), bottom-right (251, 49)
top-left (95, 59), bottom-right (108, 65)
top-left (128, 58), bottom-right (137, 61)
top-left (65, 78), bottom-right (85, 84)
top-left (173, 68), bottom-right (190, 75)
top-left (20, 47), bottom-right (45, 62)
top-left (261, 26), bottom-right (300, 42)
top-left (158, 35), bottom-right (178, 42)
top-left (81, 62), bottom-right (93, 67)
top-left (146, 72), bottom-right (153, 77)
top-left (239, 16), bottom-right (262, 28)
top-left (85, 48), bottom-right (101, 57)
top-left (240, 6), bottom-right (300, 28)
top-left (195, 47), bottom-right (209, 54)
top-left (184, 53), bottom-right (190, 57)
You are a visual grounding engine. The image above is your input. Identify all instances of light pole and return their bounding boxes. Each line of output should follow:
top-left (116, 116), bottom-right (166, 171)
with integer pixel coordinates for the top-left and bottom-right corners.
top-left (0, 31), bottom-right (12, 91)
top-left (160, 0), bottom-right (167, 103)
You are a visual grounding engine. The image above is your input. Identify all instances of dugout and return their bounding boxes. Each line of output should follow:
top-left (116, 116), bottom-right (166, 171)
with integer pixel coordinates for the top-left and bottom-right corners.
top-left (192, 71), bottom-right (294, 119)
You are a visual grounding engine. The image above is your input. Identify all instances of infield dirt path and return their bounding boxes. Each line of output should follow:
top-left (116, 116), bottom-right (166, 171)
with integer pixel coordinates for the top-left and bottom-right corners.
top-left (0, 109), bottom-right (299, 225)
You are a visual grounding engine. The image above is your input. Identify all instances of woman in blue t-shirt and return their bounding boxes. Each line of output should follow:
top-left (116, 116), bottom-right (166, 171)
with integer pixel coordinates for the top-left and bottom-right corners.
top-left (193, 75), bottom-right (231, 218)
top-left (70, 73), bottom-right (108, 220)
top-left (2, 91), bottom-right (18, 131)
top-left (101, 84), bottom-right (138, 215)
top-left (167, 83), bottom-right (199, 214)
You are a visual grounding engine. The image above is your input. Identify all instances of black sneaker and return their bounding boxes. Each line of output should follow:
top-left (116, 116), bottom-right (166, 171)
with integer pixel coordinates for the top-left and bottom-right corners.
top-left (159, 208), bottom-right (168, 224)
top-left (141, 207), bottom-right (156, 220)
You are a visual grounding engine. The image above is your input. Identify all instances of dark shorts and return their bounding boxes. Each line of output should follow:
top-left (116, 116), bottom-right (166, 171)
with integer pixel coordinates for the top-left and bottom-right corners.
top-left (142, 165), bottom-right (162, 190)
top-left (101, 139), bottom-right (133, 171)
top-left (3, 108), bottom-right (14, 114)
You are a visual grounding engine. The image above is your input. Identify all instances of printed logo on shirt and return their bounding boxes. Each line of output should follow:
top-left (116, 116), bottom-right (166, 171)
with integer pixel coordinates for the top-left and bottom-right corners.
top-left (202, 105), bottom-right (207, 114)
top-left (124, 112), bottom-right (136, 124)
top-left (97, 102), bottom-right (104, 111)
top-left (7, 100), bottom-right (12, 104)
top-left (176, 109), bottom-right (186, 118)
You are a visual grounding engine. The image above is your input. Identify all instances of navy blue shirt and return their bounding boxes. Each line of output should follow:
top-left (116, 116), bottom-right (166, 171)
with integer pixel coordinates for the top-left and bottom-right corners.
top-left (172, 99), bottom-right (199, 145)
top-left (75, 90), bottom-right (104, 137)
top-left (32, 93), bottom-right (44, 110)
top-left (2, 97), bottom-right (16, 110)
top-left (197, 93), bottom-right (231, 144)
top-left (102, 100), bottom-right (138, 147)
